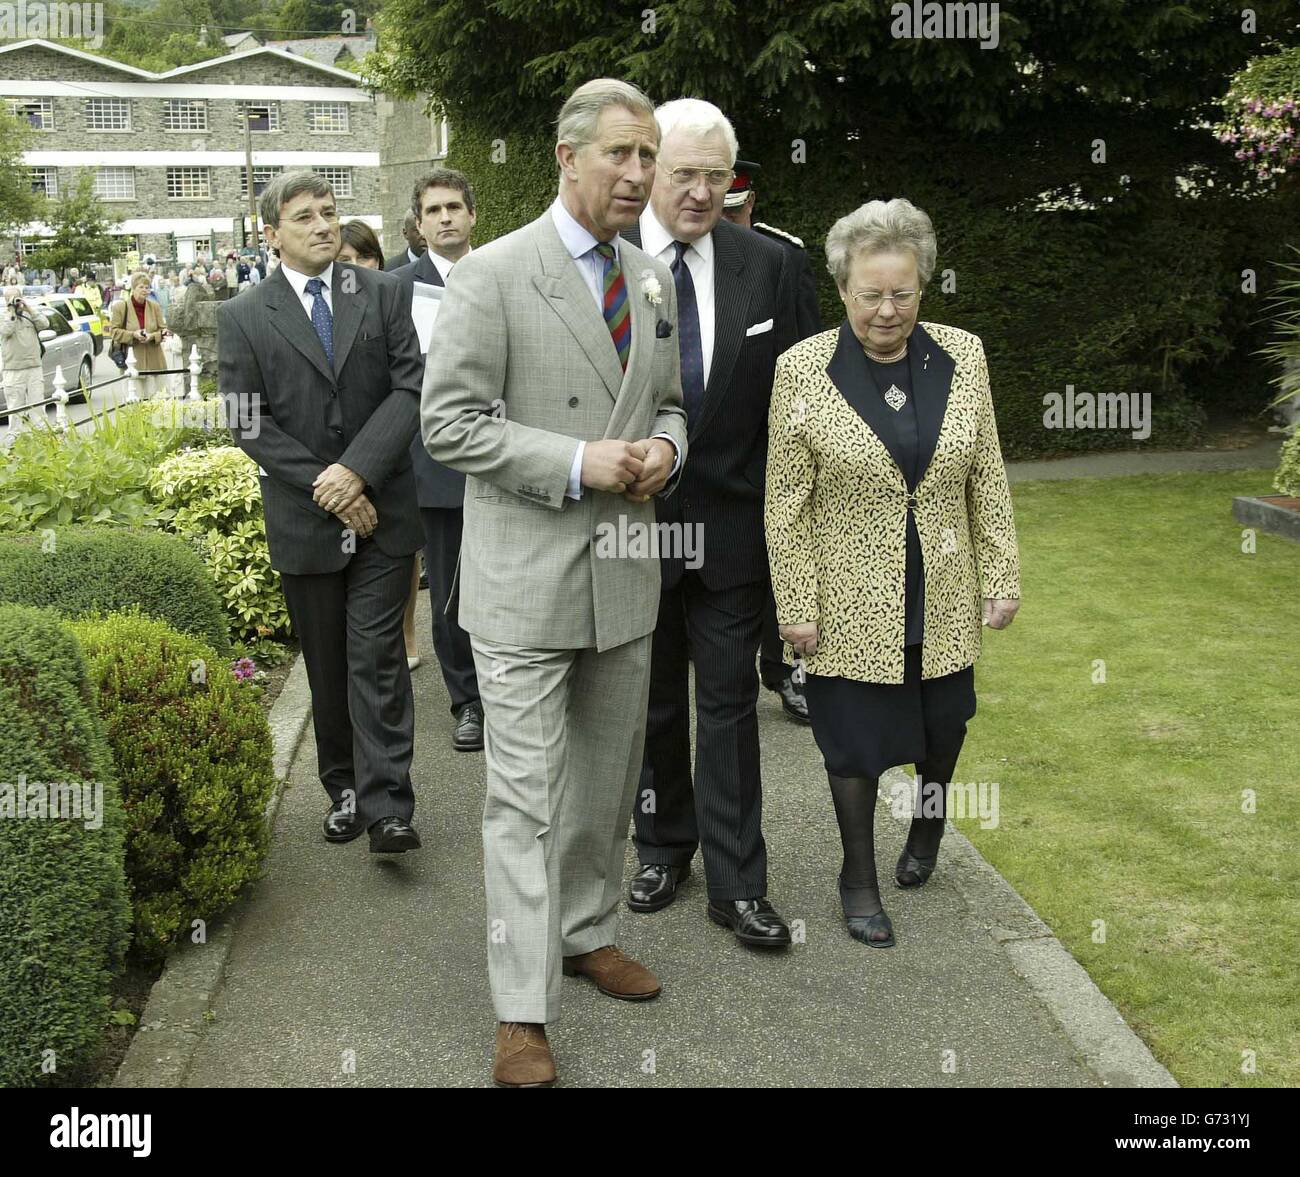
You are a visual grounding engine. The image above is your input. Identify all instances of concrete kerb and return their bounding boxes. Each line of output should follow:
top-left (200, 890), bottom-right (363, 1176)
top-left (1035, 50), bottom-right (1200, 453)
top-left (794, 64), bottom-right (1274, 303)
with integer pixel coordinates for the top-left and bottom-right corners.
top-left (879, 766), bottom-right (1179, 1088)
top-left (113, 654), bottom-right (312, 1088)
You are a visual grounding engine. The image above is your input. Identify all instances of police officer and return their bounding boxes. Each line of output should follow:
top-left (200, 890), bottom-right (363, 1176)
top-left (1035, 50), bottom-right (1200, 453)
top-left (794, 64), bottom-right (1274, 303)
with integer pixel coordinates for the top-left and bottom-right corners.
top-left (721, 160), bottom-right (821, 723)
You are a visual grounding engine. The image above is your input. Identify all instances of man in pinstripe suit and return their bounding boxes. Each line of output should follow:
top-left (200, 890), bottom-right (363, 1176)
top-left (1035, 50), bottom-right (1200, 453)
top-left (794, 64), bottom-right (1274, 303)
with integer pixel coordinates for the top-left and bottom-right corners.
top-left (622, 100), bottom-right (799, 945)
top-left (421, 79), bottom-right (688, 1087)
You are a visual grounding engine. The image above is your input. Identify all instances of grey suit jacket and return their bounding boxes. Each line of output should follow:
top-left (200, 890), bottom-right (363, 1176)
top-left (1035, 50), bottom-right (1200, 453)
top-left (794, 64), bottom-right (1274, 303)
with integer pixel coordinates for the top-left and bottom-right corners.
top-left (218, 262), bottom-right (425, 576)
top-left (421, 209), bottom-right (688, 651)
top-left (391, 252), bottom-right (466, 509)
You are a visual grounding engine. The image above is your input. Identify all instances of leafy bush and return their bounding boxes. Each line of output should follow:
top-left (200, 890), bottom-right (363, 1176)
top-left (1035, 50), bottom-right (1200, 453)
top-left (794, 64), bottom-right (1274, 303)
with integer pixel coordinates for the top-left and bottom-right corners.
top-left (69, 612), bottom-right (275, 961)
top-left (148, 446), bottom-right (291, 640)
top-left (0, 526), bottom-right (230, 655)
top-left (0, 397), bottom-right (231, 533)
top-left (1276, 430), bottom-right (1300, 497)
top-left (0, 606), bottom-right (131, 1087)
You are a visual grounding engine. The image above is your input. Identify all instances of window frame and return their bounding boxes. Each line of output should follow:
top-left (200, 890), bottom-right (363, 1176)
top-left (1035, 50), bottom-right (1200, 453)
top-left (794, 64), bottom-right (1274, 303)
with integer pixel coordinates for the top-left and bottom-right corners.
top-left (85, 98), bottom-right (132, 133)
top-left (166, 166), bottom-right (212, 201)
top-left (94, 166), bottom-right (136, 202)
top-left (29, 166), bottom-right (58, 197)
top-left (313, 166), bottom-right (353, 198)
top-left (7, 97), bottom-right (54, 131)
top-left (236, 101), bottom-right (281, 133)
top-left (306, 102), bottom-right (350, 134)
top-left (163, 98), bottom-right (208, 132)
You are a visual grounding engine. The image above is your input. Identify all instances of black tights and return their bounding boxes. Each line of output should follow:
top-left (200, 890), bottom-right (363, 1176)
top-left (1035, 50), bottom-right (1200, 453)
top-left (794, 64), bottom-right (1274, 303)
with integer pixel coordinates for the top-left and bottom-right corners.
top-left (827, 733), bottom-right (966, 917)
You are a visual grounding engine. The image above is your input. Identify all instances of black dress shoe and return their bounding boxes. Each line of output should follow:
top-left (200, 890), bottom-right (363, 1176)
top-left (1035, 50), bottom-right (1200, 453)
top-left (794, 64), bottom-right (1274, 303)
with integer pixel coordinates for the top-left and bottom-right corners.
top-left (895, 846), bottom-right (939, 888)
top-left (707, 898), bottom-right (793, 947)
top-left (452, 701), bottom-right (484, 752)
top-left (323, 801), bottom-right (364, 843)
top-left (627, 862), bottom-right (691, 912)
top-left (763, 675), bottom-right (810, 724)
top-left (368, 817), bottom-right (422, 854)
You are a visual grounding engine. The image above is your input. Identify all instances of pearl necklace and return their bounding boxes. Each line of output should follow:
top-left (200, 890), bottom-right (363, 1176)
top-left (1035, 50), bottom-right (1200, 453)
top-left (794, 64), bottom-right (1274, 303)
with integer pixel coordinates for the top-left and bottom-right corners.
top-left (863, 342), bottom-right (908, 364)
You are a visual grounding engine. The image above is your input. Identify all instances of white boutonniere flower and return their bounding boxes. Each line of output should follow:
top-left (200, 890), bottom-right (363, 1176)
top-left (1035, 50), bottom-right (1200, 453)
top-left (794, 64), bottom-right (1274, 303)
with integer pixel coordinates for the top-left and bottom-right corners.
top-left (640, 270), bottom-right (663, 307)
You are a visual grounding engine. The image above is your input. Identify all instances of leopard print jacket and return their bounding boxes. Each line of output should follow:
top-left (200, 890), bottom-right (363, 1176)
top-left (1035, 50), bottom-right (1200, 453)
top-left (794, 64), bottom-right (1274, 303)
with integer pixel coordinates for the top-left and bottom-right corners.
top-left (764, 321), bottom-right (1020, 684)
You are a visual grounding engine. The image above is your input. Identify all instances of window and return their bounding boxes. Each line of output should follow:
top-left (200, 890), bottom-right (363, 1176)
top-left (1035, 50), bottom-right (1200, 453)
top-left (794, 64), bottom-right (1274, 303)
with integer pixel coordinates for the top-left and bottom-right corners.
top-left (20, 238), bottom-right (53, 259)
top-left (86, 98), bottom-right (131, 131)
top-left (191, 238), bottom-right (211, 257)
top-left (167, 167), bottom-right (211, 199)
top-left (94, 167), bottom-right (135, 200)
top-left (7, 98), bottom-right (54, 130)
top-left (313, 167), bottom-right (353, 197)
top-left (306, 102), bottom-right (349, 133)
top-left (43, 308), bottom-right (72, 337)
top-left (29, 167), bottom-right (58, 197)
top-left (116, 236), bottom-right (140, 257)
top-left (239, 166), bottom-right (283, 198)
top-left (163, 99), bottom-right (208, 131)
top-left (235, 102), bottom-right (280, 132)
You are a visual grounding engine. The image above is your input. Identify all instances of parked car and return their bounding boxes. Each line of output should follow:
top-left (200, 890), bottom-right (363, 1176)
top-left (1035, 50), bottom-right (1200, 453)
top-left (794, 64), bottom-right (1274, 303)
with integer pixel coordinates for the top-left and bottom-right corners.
top-left (31, 292), bottom-right (104, 355)
top-left (0, 306), bottom-right (94, 420)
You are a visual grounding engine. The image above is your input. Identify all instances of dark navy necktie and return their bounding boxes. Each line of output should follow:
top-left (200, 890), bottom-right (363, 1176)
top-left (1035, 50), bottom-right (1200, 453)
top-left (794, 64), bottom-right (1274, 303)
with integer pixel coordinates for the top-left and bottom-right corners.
top-left (671, 241), bottom-right (704, 418)
top-left (304, 276), bottom-right (334, 367)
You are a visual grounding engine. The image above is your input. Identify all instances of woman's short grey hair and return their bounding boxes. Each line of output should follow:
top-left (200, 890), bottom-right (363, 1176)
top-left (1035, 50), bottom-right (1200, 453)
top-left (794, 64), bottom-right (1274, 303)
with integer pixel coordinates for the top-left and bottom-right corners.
top-left (259, 170), bottom-right (334, 229)
top-left (556, 78), bottom-right (656, 154)
top-left (653, 98), bottom-right (738, 165)
top-left (825, 198), bottom-right (937, 288)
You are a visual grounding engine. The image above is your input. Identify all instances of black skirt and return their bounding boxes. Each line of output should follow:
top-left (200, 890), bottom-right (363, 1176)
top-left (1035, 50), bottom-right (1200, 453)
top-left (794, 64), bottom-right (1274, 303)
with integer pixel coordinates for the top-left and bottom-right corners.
top-left (804, 645), bottom-right (976, 779)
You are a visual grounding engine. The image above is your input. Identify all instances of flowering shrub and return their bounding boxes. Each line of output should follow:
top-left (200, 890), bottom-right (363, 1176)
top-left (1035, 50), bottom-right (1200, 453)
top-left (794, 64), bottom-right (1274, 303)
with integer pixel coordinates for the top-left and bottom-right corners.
top-left (1216, 46), bottom-right (1300, 183)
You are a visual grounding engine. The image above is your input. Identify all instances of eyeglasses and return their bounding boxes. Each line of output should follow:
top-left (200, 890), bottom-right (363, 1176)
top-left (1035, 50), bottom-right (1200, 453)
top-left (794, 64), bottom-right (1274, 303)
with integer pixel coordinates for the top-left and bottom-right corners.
top-left (666, 166), bottom-right (736, 190)
top-left (848, 289), bottom-right (920, 311)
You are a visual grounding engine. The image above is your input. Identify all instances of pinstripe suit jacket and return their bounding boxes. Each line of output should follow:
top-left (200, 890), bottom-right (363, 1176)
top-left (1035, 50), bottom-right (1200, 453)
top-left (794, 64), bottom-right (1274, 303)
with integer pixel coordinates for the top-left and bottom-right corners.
top-left (420, 210), bottom-right (689, 651)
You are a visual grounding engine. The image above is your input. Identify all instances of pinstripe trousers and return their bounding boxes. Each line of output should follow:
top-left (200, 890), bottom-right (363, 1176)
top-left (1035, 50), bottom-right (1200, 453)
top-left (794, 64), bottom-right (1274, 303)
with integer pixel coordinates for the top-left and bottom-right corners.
top-left (472, 632), bottom-right (652, 1024)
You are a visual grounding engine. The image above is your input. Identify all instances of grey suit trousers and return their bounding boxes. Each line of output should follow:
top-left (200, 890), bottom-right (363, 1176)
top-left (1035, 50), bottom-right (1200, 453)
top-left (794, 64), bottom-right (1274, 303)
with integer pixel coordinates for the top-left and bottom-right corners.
top-left (472, 632), bottom-right (652, 1024)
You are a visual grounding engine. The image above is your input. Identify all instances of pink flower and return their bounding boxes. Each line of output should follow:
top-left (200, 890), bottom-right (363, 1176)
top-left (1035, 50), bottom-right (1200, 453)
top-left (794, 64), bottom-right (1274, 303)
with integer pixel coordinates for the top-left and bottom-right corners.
top-left (231, 657), bottom-right (258, 682)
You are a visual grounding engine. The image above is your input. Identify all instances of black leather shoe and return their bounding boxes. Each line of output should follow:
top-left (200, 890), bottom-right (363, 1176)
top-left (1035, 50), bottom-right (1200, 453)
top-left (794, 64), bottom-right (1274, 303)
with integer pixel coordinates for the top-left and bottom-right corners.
top-left (707, 898), bottom-right (793, 947)
top-left (846, 912), bottom-right (896, 948)
top-left (323, 801), bottom-right (364, 843)
top-left (895, 846), bottom-right (939, 888)
top-left (763, 675), bottom-right (810, 724)
top-left (452, 701), bottom-right (484, 752)
top-left (627, 862), bottom-right (691, 912)
top-left (368, 817), bottom-right (422, 854)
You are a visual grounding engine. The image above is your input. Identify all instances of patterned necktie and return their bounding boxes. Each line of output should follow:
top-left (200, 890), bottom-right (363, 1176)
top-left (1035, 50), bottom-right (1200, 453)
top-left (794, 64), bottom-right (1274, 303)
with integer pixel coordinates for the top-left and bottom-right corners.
top-left (304, 276), bottom-right (334, 367)
top-left (671, 241), bottom-right (704, 418)
top-left (594, 241), bottom-right (630, 371)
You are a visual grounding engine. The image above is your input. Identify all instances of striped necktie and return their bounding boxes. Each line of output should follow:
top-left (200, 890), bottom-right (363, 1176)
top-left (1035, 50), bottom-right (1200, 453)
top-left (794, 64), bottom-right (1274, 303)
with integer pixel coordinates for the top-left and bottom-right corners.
top-left (594, 241), bottom-right (631, 371)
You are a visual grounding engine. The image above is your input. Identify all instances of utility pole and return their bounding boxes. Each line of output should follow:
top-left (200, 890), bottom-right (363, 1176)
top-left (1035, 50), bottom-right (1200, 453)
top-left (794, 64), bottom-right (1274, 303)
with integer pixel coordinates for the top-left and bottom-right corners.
top-left (243, 107), bottom-right (259, 255)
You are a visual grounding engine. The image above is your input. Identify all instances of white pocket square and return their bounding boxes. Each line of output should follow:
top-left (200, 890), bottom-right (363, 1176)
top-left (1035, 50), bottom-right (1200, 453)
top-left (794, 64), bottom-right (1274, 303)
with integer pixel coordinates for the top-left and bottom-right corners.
top-left (745, 319), bottom-right (774, 337)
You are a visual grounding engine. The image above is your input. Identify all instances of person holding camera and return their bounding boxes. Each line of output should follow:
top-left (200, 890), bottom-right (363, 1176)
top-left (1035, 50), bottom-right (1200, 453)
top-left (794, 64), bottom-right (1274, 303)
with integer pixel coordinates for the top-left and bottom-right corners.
top-left (0, 285), bottom-right (49, 428)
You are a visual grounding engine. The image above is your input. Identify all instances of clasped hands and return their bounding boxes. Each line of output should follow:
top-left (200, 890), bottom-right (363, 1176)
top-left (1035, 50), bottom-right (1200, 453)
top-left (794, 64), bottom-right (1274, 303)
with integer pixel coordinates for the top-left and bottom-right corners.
top-left (779, 598), bottom-right (1020, 658)
top-left (581, 437), bottom-right (674, 502)
top-left (312, 463), bottom-right (376, 537)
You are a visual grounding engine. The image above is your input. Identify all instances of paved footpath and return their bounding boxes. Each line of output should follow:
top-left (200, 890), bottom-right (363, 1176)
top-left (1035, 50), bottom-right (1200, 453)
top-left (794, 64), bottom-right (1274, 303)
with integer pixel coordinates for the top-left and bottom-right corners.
top-left (173, 443), bottom-right (1280, 1089)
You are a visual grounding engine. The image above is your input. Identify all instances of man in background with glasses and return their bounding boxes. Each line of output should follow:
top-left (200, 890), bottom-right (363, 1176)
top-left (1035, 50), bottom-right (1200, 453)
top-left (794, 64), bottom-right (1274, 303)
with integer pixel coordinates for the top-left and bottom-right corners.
top-left (621, 98), bottom-right (800, 950)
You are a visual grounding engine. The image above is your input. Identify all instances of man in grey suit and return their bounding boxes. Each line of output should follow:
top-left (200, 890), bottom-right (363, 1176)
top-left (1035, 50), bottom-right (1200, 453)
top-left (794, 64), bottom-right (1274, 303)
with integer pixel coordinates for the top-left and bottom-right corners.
top-left (392, 168), bottom-right (482, 752)
top-left (220, 171), bottom-right (424, 855)
top-left (422, 78), bottom-right (687, 1088)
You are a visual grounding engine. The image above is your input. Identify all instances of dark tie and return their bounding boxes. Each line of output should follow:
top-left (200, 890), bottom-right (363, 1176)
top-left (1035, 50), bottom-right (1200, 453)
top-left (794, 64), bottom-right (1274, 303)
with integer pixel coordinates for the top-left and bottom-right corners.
top-left (671, 241), bottom-right (704, 418)
top-left (594, 242), bottom-right (631, 370)
top-left (304, 276), bottom-right (334, 367)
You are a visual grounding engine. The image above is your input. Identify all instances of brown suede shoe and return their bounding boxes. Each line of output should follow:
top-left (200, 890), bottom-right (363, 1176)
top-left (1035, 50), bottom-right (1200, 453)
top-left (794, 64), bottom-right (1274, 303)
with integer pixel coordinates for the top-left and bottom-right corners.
top-left (562, 945), bottom-right (662, 1001)
top-left (493, 1022), bottom-right (556, 1088)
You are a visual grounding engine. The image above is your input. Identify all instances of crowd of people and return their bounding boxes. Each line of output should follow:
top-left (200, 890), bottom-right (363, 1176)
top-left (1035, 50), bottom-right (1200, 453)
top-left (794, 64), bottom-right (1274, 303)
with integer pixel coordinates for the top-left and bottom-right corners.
top-left (219, 77), bottom-right (1021, 1089)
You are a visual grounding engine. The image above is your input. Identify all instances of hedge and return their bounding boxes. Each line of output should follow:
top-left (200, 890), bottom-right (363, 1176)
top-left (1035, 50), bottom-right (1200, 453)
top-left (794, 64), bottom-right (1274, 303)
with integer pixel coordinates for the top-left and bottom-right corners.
top-left (0, 526), bottom-right (230, 655)
top-left (69, 612), bottom-right (275, 960)
top-left (0, 606), bottom-right (131, 1087)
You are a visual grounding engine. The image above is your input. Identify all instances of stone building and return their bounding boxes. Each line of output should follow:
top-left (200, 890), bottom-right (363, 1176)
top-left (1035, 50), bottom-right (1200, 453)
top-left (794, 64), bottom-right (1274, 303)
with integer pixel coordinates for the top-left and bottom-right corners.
top-left (0, 38), bottom-right (382, 266)
top-left (375, 95), bottom-right (451, 261)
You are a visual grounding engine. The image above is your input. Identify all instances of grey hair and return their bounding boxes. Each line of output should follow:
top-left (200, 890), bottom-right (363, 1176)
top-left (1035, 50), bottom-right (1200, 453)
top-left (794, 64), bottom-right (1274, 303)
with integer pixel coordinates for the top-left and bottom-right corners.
top-left (653, 98), bottom-right (738, 165)
top-left (128, 269), bottom-right (151, 289)
top-left (556, 77), bottom-right (656, 154)
top-left (259, 170), bottom-right (333, 229)
top-left (825, 198), bottom-right (937, 288)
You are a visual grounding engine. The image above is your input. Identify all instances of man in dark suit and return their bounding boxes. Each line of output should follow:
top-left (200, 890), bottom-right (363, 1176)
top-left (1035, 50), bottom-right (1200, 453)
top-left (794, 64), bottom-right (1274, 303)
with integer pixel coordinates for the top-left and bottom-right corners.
top-left (623, 101), bottom-right (798, 947)
top-left (392, 168), bottom-right (483, 751)
top-left (219, 171), bottom-right (424, 854)
top-left (721, 159), bottom-right (823, 725)
top-left (384, 211), bottom-right (427, 271)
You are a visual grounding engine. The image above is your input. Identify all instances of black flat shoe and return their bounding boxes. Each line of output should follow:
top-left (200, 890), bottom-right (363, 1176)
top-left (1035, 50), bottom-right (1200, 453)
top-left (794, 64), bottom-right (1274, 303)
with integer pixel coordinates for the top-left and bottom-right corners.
top-left (895, 846), bottom-right (939, 888)
top-left (452, 701), bottom-right (484, 752)
top-left (627, 862), bottom-right (691, 912)
top-left (368, 817), bottom-right (422, 854)
top-left (323, 801), bottom-right (364, 843)
top-left (707, 898), bottom-right (792, 947)
top-left (764, 675), bottom-right (810, 724)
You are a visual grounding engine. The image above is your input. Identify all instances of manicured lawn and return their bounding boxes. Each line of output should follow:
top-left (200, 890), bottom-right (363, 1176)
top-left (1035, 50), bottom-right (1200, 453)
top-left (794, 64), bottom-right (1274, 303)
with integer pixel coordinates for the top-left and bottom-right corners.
top-left (956, 470), bottom-right (1298, 1088)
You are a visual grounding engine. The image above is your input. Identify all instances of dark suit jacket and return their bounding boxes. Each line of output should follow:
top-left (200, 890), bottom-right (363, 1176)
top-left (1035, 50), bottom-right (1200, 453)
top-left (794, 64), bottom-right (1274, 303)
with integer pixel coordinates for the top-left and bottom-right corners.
top-left (391, 252), bottom-right (467, 509)
top-left (753, 224), bottom-right (823, 340)
top-left (622, 217), bottom-right (800, 591)
top-left (218, 262), bottom-right (424, 575)
top-left (383, 248), bottom-right (422, 272)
